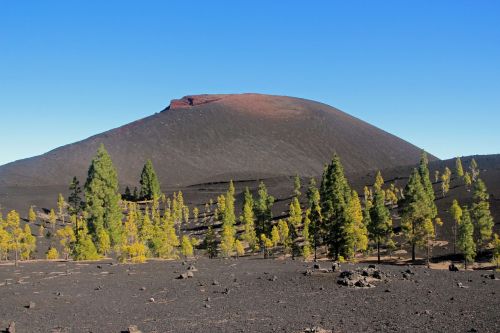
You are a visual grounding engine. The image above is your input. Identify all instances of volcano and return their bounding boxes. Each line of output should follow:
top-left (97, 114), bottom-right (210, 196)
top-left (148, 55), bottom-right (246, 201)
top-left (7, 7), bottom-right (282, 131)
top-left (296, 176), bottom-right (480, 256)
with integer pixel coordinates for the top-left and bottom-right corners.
top-left (0, 93), bottom-right (435, 192)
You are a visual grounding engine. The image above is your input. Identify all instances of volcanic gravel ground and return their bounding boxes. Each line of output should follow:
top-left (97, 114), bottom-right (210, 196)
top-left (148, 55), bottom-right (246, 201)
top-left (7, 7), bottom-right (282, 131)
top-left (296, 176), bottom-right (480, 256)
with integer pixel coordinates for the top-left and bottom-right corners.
top-left (0, 258), bottom-right (498, 333)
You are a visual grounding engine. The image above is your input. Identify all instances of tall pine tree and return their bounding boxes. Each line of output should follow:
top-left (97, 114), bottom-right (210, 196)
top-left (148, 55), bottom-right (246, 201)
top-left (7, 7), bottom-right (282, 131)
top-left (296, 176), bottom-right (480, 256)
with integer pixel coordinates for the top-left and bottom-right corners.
top-left (471, 179), bottom-right (494, 250)
top-left (401, 168), bottom-right (436, 264)
top-left (85, 144), bottom-right (123, 248)
top-left (139, 159), bottom-right (161, 201)
top-left (319, 155), bottom-right (353, 260)
top-left (458, 207), bottom-right (476, 269)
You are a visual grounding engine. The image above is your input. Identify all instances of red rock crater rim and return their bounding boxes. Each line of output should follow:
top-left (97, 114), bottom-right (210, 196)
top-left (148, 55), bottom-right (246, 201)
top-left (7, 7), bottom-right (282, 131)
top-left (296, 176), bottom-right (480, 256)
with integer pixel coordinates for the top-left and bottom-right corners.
top-left (168, 95), bottom-right (227, 109)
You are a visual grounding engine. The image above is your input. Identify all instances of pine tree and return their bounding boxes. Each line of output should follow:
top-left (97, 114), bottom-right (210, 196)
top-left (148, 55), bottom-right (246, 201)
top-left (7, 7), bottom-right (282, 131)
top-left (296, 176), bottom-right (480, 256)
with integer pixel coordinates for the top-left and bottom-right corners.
top-left (85, 144), bottom-right (123, 247)
top-left (0, 220), bottom-right (9, 261)
top-left (492, 233), bottom-right (500, 269)
top-left (139, 159), bottom-right (161, 201)
top-left (320, 155), bottom-right (353, 260)
top-left (38, 224), bottom-right (45, 238)
top-left (450, 199), bottom-right (463, 255)
top-left (241, 187), bottom-right (257, 250)
top-left (458, 207), bottom-right (476, 269)
top-left (471, 179), bottom-right (494, 250)
top-left (28, 206), bottom-right (36, 224)
top-left (440, 167), bottom-right (452, 197)
top-left (363, 186), bottom-right (371, 203)
top-left (418, 151), bottom-right (437, 218)
top-left (121, 206), bottom-right (146, 263)
top-left (401, 168), bottom-right (436, 264)
top-left (277, 219), bottom-right (290, 249)
top-left (234, 239), bottom-right (245, 258)
top-left (288, 197), bottom-right (302, 228)
top-left (219, 182), bottom-right (237, 258)
top-left (192, 207), bottom-right (199, 225)
top-left (56, 225), bottom-right (76, 260)
top-left (73, 217), bottom-right (100, 260)
top-left (6, 210), bottom-right (23, 265)
top-left (254, 181), bottom-right (274, 238)
top-left (271, 226), bottom-right (280, 248)
top-left (456, 157), bottom-right (464, 178)
top-left (260, 234), bottom-right (273, 258)
top-left (374, 171), bottom-right (384, 191)
top-left (68, 176), bottom-right (84, 218)
top-left (181, 235), bottom-right (194, 257)
top-left (57, 193), bottom-right (66, 224)
top-left (348, 190), bottom-right (368, 256)
top-left (123, 186), bottom-right (131, 201)
top-left (469, 158), bottom-right (479, 182)
top-left (368, 187), bottom-right (392, 264)
top-left (293, 174), bottom-right (301, 198)
top-left (204, 226), bottom-right (218, 258)
top-left (302, 213), bottom-right (312, 258)
top-left (46, 247), bottom-right (59, 260)
top-left (20, 224), bottom-right (36, 260)
top-left (49, 209), bottom-right (57, 230)
top-left (464, 172), bottom-right (472, 191)
top-left (306, 178), bottom-right (322, 261)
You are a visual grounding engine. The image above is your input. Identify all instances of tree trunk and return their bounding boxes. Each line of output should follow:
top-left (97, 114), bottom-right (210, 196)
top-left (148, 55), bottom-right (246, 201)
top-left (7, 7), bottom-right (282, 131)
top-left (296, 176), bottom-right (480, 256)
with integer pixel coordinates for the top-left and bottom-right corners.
top-left (453, 221), bottom-right (456, 255)
top-left (426, 240), bottom-right (430, 268)
top-left (377, 239), bottom-right (381, 264)
top-left (412, 242), bottom-right (416, 263)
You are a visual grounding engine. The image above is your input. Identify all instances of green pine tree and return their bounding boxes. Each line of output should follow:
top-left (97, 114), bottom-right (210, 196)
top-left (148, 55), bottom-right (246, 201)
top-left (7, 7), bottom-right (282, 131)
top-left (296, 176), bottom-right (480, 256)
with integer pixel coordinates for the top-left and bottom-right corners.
top-left (450, 199), bottom-right (463, 255)
top-left (306, 178), bottom-right (322, 261)
top-left (456, 157), bottom-right (464, 178)
top-left (319, 155), bottom-right (353, 260)
top-left (293, 174), bottom-right (301, 198)
top-left (139, 159), bottom-right (161, 200)
top-left (84, 144), bottom-right (123, 247)
top-left (458, 207), bottom-right (476, 269)
top-left (401, 168), bottom-right (436, 265)
top-left (471, 179), bottom-right (494, 250)
top-left (368, 186), bottom-right (392, 264)
top-left (418, 151), bottom-right (437, 218)
top-left (254, 181), bottom-right (274, 238)
top-left (241, 187), bottom-right (258, 250)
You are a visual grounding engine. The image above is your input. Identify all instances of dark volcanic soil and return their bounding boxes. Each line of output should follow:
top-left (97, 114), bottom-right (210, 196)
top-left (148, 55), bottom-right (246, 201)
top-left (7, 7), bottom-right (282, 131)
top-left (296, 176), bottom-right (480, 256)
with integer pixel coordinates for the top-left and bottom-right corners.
top-left (0, 258), bottom-right (498, 333)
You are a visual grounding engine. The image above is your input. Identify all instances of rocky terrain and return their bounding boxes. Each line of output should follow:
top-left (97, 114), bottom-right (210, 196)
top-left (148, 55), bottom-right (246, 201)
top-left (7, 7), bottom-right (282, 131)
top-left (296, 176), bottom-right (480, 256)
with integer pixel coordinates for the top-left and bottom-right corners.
top-left (0, 257), bottom-right (498, 333)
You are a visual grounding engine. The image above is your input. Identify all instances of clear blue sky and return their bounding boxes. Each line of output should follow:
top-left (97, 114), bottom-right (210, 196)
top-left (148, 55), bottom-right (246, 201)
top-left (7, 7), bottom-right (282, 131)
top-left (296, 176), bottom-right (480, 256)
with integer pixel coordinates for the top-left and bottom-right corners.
top-left (1, 1), bottom-right (499, 165)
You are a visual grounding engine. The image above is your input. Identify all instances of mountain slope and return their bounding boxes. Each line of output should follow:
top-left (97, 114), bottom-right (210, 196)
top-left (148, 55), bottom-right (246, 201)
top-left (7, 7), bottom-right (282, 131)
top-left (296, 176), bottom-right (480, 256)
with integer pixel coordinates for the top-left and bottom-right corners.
top-left (0, 93), bottom-right (436, 189)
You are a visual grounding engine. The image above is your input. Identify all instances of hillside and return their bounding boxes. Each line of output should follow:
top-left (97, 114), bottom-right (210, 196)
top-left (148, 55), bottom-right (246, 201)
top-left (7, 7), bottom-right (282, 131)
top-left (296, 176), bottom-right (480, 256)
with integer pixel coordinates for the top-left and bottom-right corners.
top-left (0, 93), bottom-right (433, 188)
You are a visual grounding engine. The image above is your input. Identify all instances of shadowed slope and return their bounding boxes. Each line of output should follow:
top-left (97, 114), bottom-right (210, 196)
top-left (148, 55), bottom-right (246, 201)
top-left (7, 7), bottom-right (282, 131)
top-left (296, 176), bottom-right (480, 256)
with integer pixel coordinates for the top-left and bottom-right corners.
top-left (0, 93), bottom-right (435, 191)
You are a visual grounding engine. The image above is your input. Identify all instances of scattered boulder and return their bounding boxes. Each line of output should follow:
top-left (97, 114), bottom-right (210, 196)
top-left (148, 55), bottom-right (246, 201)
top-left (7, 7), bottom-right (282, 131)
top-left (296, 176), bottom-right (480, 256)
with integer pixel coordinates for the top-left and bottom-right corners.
top-left (355, 279), bottom-right (374, 288)
top-left (303, 326), bottom-right (333, 333)
top-left (26, 301), bottom-right (36, 309)
top-left (331, 262), bottom-right (341, 272)
top-left (313, 263), bottom-right (321, 270)
top-left (139, 287), bottom-right (146, 291)
top-left (303, 269), bottom-right (313, 276)
top-left (212, 280), bottom-right (220, 286)
top-left (457, 282), bottom-right (469, 289)
top-left (177, 271), bottom-right (193, 279)
top-left (187, 265), bottom-right (198, 272)
top-left (127, 325), bottom-right (142, 333)
top-left (149, 297), bottom-right (155, 303)
top-left (269, 275), bottom-right (278, 282)
top-left (7, 321), bottom-right (15, 333)
top-left (449, 264), bottom-right (459, 272)
top-left (368, 264), bottom-right (376, 269)
top-left (481, 273), bottom-right (496, 280)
